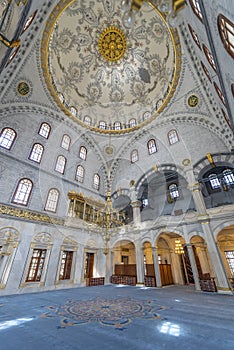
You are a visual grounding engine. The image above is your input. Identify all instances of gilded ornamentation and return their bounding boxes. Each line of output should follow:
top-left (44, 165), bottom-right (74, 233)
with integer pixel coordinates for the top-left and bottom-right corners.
top-left (188, 94), bottom-right (199, 107)
top-left (0, 205), bottom-right (64, 225)
top-left (17, 81), bottom-right (30, 96)
top-left (98, 26), bottom-right (126, 62)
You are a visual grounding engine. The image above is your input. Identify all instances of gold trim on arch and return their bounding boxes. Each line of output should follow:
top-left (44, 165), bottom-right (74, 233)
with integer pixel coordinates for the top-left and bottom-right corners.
top-left (41, 0), bottom-right (182, 135)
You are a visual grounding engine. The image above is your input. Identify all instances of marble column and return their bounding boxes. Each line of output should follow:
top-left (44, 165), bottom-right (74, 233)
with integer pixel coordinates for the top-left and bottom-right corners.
top-left (74, 244), bottom-right (85, 285)
top-left (201, 221), bottom-right (231, 292)
top-left (131, 200), bottom-right (142, 225)
top-left (152, 246), bottom-right (162, 287)
top-left (135, 242), bottom-right (144, 285)
top-left (105, 249), bottom-right (113, 284)
top-left (185, 167), bottom-right (207, 215)
top-left (186, 244), bottom-right (201, 291)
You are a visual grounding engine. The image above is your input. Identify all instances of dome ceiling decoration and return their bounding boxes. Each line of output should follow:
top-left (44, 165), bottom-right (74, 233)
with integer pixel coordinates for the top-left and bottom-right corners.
top-left (41, 0), bottom-right (182, 133)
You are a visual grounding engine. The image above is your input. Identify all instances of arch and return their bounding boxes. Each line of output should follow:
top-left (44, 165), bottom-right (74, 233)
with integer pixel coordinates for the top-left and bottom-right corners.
top-left (61, 134), bottom-right (71, 150)
top-left (55, 155), bottom-right (66, 174)
top-left (44, 188), bottom-right (60, 213)
top-left (79, 146), bottom-right (87, 160)
top-left (0, 127), bottom-right (17, 150)
top-left (12, 178), bottom-right (33, 206)
top-left (38, 122), bottom-right (51, 139)
top-left (217, 14), bottom-right (234, 59)
top-left (136, 164), bottom-right (186, 192)
top-left (29, 143), bottom-right (44, 163)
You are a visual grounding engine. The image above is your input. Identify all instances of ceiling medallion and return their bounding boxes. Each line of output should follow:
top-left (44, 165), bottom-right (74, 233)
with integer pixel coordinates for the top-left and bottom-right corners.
top-left (188, 94), bottom-right (199, 107)
top-left (98, 26), bottom-right (126, 62)
top-left (17, 81), bottom-right (30, 96)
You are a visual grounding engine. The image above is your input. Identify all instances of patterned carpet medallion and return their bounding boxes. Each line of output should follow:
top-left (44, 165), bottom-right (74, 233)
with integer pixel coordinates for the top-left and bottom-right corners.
top-left (41, 297), bottom-right (166, 330)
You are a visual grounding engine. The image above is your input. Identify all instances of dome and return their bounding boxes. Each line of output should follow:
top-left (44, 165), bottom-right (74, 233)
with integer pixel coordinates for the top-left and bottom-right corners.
top-left (41, 0), bottom-right (181, 133)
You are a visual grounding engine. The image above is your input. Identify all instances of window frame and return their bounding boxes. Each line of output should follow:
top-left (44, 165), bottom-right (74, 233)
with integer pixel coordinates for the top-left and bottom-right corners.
top-left (59, 250), bottom-right (74, 280)
top-left (75, 165), bottom-right (84, 183)
top-left (168, 129), bottom-right (179, 145)
top-left (99, 121), bottom-right (107, 130)
top-left (26, 249), bottom-right (47, 282)
top-left (201, 61), bottom-right (212, 82)
top-left (84, 115), bottom-right (91, 126)
top-left (203, 44), bottom-right (217, 72)
top-left (55, 155), bottom-right (66, 174)
top-left (147, 139), bottom-right (157, 155)
top-left (12, 178), bottom-right (33, 206)
top-left (189, 0), bottom-right (203, 23)
top-left (44, 188), bottom-right (60, 213)
top-left (218, 14), bottom-right (234, 59)
top-left (114, 122), bottom-right (121, 130)
top-left (208, 173), bottom-right (221, 190)
top-left (214, 82), bottom-right (226, 105)
top-left (79, 146), bottom-right (87, 161)
top-left (0, 127), bottom-right (17, 150)
top-left (131, 149), bottom-right (139, 163)
top-left (129, 118), bottom-right (136, 128)
top-left (38, 122), bottom-right (51, 139)
top-left (223, 169), bottom-right (234, 186)
top-left (61, 134), bottom-right (71, 150)
top-left (169, 183), bottom-right (180, 200)
top-left (93, 173), bottom-right (100, 191)
top-left (29, 143), bottom-right (44, 163)
top-left (21, 9), bottom-right (38, 35)
top-left (188, 24), bottom-right (201, 49)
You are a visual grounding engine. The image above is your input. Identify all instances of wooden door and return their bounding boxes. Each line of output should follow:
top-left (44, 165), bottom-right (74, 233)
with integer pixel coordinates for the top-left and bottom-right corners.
top-left (159, 264), bottom-right (174, 285)
top-left (85, 252), bottom-right (94, 278)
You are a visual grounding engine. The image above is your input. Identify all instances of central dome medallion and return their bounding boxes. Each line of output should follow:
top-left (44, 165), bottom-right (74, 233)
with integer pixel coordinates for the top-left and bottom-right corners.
top-left (99, 26), bottom-right (126, 62)
top-left (41, 0), bottom-right (181, 134)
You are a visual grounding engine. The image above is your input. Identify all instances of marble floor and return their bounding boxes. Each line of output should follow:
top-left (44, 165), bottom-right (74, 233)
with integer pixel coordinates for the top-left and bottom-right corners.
top-left (0, 284), bottom-right (233, 350)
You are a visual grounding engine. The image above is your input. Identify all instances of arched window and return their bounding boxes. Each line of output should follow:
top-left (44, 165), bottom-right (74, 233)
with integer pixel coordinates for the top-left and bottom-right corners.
top-left (21, 10), bottom-right (38, 34)
top-left (38, 122), bottom-right (51, 139)
top-left (93, 173), bottom-right (100, 190)
top-left (168, 129), bottom-right (179, 145)
top-left (114, 122), bottom-right (121, 130)
top-left (29, 143), bottom-right (44, 163)
top-left (131, 149), bottom-right (139, 163)
top-left (203, 44), bottom-right (217, 72)
top-left (7, 46), bottom-right (20, 66)
top-left (75, 165), bottom-right (84, 183)
top-left (221, 109), bottom-right (232, 129)
top-left (61, 134), bottom-right (71, 150)
top-left (189, 0), bottom-right (203, 22)
top-left (218, 14), bottom-right (234, 59)
top-left (70, 106), bottom-right (77, 117)
top-left (79, 146), bottom-right (87, 160)
top-left (147, 139), bottom-right (157, 155)
top-left (129, 118), bottom-right (136, 128)
top-left (169, 184), bottom-right (180, 199)
top-left (58, 93), bottom-right (64, 103)
top-left (223, 169), bottom-right (234, 185)
top-left (99, 121), bottom-right (107, 130)
top-left (188, 24), bottom-right (201, 49)
top-left (201, 61), bottom-right (211, 82)
top-left (209, 174), bottom-right (221, 190)
top-left (84, 115), bottom-right (91, 125)
top-left (45, 188), bottom-right (59, 212)
top-left (55, 155), bottom-right (66, 174)
top-left (12, 178), bottom-right (33, 206)
top-left (214, 82), bottom-right (226, 105)
top-left (0, 127), bottom-right (16, 150)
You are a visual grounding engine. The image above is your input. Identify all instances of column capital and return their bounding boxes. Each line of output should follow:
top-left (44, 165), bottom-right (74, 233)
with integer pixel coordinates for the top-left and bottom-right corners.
top-left (131, 200), bottom-right (142, 208)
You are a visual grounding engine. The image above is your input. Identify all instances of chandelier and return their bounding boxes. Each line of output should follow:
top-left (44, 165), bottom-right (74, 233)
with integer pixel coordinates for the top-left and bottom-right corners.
top-left (95, 169), bottom-right (126, 255)
top-left (120, 0), bottom-right (186, 28)
top-left (174, 239), bottom-right (184, 254)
